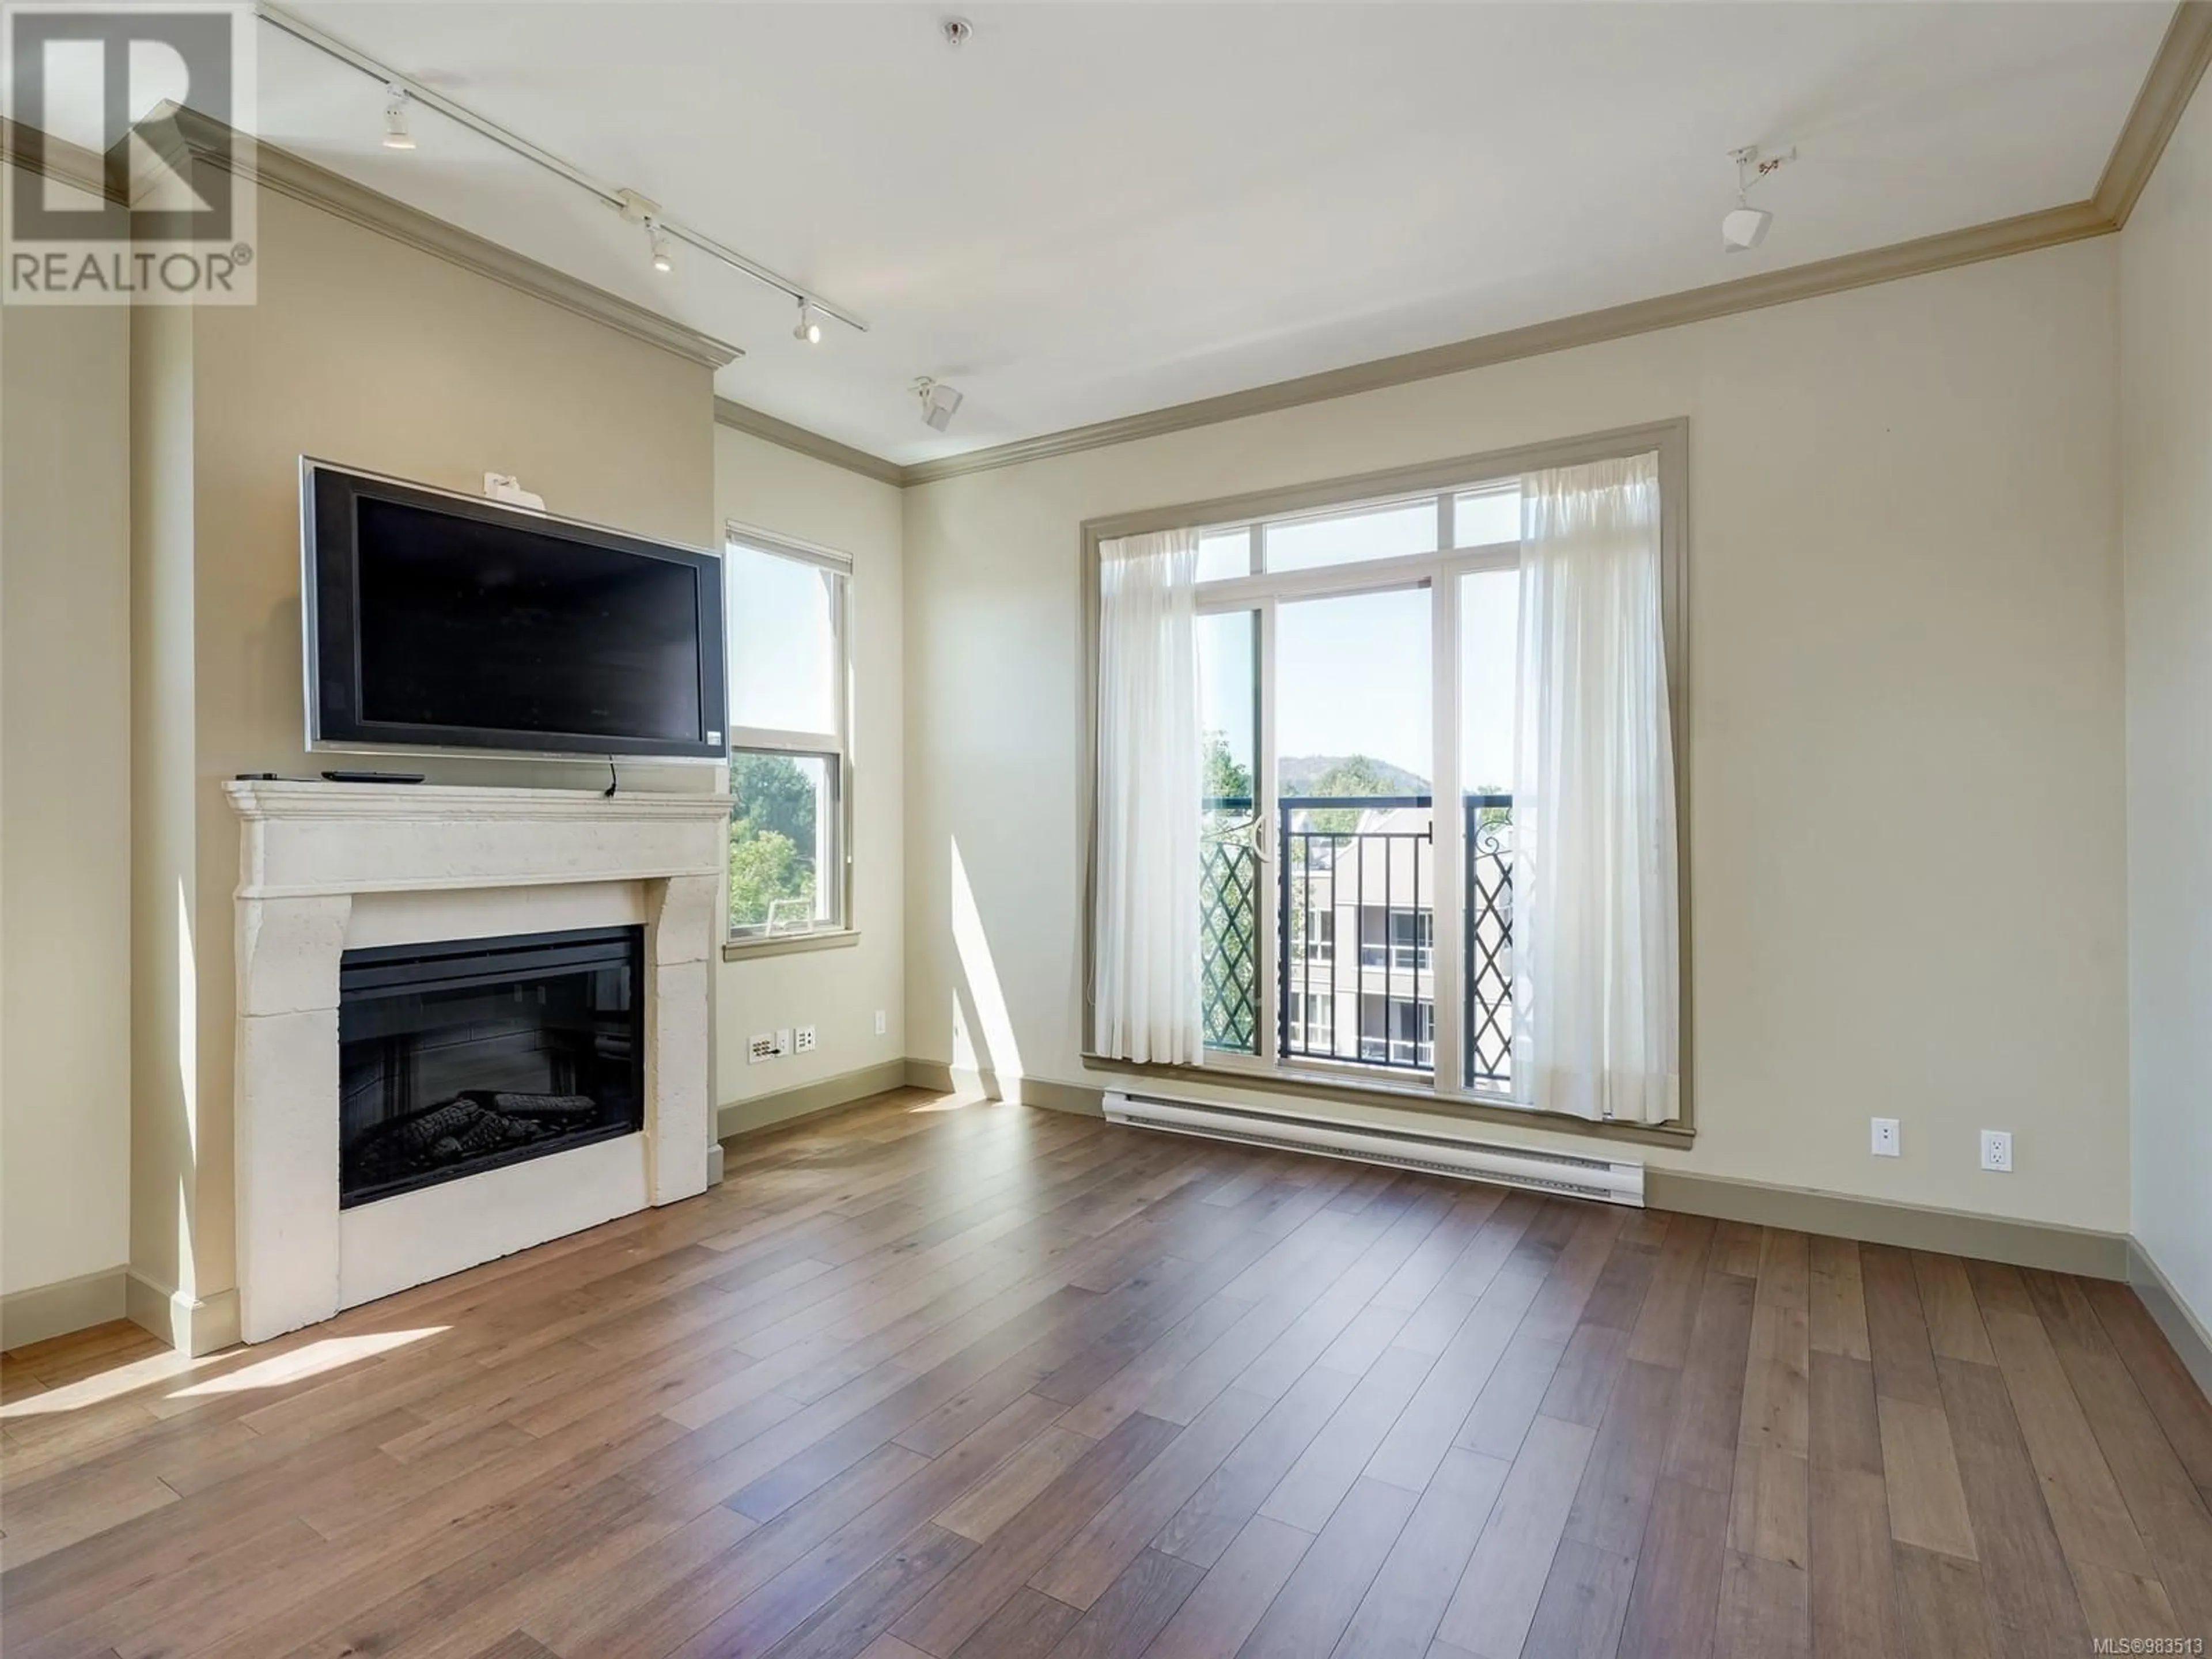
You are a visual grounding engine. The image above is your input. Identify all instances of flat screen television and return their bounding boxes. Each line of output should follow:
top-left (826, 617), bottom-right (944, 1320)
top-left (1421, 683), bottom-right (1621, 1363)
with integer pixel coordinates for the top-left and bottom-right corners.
top-left (302, 460), bottom-right (726, 760)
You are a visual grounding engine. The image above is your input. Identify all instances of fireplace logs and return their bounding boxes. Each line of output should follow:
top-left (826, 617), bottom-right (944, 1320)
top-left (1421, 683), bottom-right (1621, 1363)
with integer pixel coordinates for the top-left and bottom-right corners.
top-left (347, 1091), bottom-right (601, 1188)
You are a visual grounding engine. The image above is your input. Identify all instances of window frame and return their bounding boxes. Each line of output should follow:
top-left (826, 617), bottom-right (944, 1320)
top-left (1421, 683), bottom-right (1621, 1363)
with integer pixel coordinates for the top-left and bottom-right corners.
top-left (1078, 419), bottom-right (1693, 1146)
top-left (722, 522), bottom-right (857, 953)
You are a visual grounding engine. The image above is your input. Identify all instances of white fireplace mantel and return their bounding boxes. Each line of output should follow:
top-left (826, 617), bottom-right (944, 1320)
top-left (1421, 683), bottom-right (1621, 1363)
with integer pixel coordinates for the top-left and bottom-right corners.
top-left (226, 779), bottom-right (729, 1344)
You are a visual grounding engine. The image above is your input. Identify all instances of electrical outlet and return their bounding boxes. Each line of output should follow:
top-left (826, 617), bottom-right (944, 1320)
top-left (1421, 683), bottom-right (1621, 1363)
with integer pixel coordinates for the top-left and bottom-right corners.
top-left (1871, 1118), bottom-right (1901, 1158)
top-left (1980, 1130), bottom-right (2013, 1173)
top-left (874, 1009), bottom-right (887, 1037)
top-left (774, 1028), bottom-right (792, 1058)
top-left (796, 1025), bottom-right (817, 1054)
top-left (747, 1032), bottom-right (776, 1065)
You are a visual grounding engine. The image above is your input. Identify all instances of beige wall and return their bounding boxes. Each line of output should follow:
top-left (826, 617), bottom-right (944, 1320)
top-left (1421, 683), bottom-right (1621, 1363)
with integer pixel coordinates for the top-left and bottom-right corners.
top-left (2120, 78), bottom-right (2212, 1333)
top-left (129, 183), bottom-right (717, 1332)
top-left (714, 426), bottom-right (906, 1133)
top-left (1, 298), bottom-right (132, 1303)
top-left (903, 238), bottom-right (2131, 1234)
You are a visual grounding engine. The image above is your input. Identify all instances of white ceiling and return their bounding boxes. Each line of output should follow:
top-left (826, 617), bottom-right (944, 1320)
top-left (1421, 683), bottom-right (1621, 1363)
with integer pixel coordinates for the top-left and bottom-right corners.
top-left (247, 2), bottom-right (2171, 465)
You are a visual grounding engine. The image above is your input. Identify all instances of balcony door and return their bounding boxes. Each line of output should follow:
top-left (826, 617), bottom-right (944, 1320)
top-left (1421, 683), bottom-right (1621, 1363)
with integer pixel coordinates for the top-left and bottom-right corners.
top-left (1192, 483), bottom-right (1522, 1097)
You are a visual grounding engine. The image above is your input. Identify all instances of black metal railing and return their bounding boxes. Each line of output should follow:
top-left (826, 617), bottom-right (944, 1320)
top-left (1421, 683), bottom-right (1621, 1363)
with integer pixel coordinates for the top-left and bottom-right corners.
top-left (1200, 797), bottom-right (1260, 1052)
top-left (1195, 792), bottom-right (1513, 1085)
top-left (1279, 795), bottom-right (1435, 1071)
top-left (1463, 794), bottom-right (1513, 1089)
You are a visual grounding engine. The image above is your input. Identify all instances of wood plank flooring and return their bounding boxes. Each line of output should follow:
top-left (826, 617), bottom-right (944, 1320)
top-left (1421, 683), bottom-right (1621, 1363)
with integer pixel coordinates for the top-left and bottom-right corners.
top-left (4, 1088), bottom-right (2209, 1658)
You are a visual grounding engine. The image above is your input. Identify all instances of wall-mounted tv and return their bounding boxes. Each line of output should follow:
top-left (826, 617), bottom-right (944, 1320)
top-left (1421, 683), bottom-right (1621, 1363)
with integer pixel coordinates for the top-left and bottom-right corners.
top-left (302, 460), bottom-right (726, 760)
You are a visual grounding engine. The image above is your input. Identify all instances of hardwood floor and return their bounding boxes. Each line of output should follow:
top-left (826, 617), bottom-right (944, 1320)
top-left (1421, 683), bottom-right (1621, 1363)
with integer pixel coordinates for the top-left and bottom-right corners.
top-left (4, 1088), bottom-right (2209, 1658)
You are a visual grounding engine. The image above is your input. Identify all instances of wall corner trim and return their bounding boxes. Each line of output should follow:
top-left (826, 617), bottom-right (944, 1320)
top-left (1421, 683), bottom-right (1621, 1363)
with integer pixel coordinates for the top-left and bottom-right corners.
top-left (0, 1267), bottom-right (130, 1352)
top-left (156, 104), bottom-right (742, 372)
top-left (717, 1057), bottom-right (914, 1142)
top-left (713, 399), bottom-right (905, 486)
top-left (2095, 0), bottom-right (2212, 228)
top-left (125, 1272), bottom-right (241, 1358)
top-left (1646, 1171), bottom-right (2133, 1281)
top-left (2128, 1237), bottom-right (2212, 1400)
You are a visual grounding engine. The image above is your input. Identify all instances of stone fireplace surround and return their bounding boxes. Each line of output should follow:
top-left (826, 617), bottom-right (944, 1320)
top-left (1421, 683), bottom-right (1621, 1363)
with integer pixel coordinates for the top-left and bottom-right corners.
top-left (227, 780), bottom-right (729, 1344)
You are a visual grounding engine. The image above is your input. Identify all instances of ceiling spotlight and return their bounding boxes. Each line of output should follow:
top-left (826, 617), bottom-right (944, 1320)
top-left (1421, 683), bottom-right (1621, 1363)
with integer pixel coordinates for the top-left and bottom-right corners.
top-left (1721, 206), bottom-right (1771, 253)
top-left (1722, 143), bottom-right (1795, 254)
top-left (942, 16), bottom-right (973, 47)
top-left (914, 377), bottom-right (964, 432)
top-left (381, 84), bottom-right (415, 151)
top-left (645, 217), bottom-right (673, 274)
top-left (793, 300), bottom-right (823, 344)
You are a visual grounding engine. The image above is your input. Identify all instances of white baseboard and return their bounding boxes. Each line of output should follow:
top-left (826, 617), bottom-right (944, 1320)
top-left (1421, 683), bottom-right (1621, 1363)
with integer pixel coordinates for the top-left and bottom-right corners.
top-left (125, 1271), bottom-right (241, 1357)
top-left (2129, 1238), bottom-right (2212, 1402)
top-left (0, 1266), bottom-right (127, 1350)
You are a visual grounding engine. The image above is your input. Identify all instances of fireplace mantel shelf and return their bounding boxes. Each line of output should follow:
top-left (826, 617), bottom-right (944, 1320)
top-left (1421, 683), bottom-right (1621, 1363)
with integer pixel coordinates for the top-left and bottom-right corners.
top-left (226, 778), bottom-right (733, 823)
top-left (226, 780), bottom-right (732, 902)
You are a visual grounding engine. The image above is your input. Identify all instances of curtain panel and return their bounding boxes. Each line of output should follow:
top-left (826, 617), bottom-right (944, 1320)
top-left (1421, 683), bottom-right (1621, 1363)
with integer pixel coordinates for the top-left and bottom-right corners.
top-left (1093, 529), bottom-right (1203, 1065)
top-left (1512, 452), bottom-right (1680, 1123)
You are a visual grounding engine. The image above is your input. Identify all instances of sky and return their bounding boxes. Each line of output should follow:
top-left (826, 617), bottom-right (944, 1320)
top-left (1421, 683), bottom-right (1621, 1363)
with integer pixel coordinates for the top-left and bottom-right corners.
top-left (1197, 495), bottom-right (1520, 794)
top-left (726, 542), bottom-right (838, 736)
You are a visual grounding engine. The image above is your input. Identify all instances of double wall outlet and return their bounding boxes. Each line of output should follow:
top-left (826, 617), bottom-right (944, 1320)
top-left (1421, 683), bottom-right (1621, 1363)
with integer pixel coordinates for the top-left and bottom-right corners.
top-left (1980, 1130), bottom-right (2014, 1173)
top-left (1871, 1118), bottom-right (1901, 1158)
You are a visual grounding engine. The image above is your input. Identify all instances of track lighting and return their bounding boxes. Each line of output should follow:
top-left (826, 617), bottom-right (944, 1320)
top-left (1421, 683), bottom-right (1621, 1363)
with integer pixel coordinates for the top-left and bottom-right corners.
top-left (646, 217), bottom-right (673, 274)
top-left (259, 6), bottom-right (870, 335)
top-left (381, 84), bottom-right (415, 151)
top-left (914, 377), bottom-right (964, 432)
top-left (793, 301), bottom-right (822, 344)
top-left (1722, 144), bottom-right (1795, 253)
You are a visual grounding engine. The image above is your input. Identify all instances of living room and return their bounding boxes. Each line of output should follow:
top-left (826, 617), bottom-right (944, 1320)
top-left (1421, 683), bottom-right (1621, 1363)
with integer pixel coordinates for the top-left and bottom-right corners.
top-left (2, 5), bottom-right (2209, 1656)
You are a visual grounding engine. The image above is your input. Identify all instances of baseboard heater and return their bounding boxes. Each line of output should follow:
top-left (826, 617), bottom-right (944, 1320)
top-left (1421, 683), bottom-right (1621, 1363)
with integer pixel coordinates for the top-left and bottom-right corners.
top-left (1102, 1089), bottom-right (1645, 1207)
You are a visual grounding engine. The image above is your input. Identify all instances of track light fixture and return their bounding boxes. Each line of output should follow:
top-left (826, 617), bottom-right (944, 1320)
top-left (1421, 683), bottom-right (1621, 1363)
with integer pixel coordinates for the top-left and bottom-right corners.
top-left (645, 217), bottom-right (673, 273)
top-left (793, 301), bottom-right (823, 344)
top-left (381, 84), bottom-right (415, 150)
top-left (914, 377), bottom-right (964, 432)
top-left (256, 2), bottom-right (868, 336)
top-left (1723, 143), bottom-right (1795, 253)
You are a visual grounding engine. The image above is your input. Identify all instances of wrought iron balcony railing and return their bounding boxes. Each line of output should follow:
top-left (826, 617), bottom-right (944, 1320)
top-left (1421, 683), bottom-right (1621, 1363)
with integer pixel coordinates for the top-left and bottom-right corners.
top-left (1198, 793), bottom-right (1513, 1090)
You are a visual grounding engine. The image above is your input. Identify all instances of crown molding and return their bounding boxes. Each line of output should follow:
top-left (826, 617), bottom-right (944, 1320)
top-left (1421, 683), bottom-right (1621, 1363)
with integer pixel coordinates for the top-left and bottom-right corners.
top-left (153, 104), bottom-right (741, 372)
top-left (2096, 0), bottom-right (2212, 227)
top-left (713, 396), bottom-right (903, 486)
top-left (715, 195), bottom-right (2115, 493)
top-left (902, 199), bottom-right (2112, 488)
top-left (738, 3), bottom-right (2212, 491)
top-left (16, 6), bottom-right (2206, 486)
top-left (0, 115), bottom-right (115, 199)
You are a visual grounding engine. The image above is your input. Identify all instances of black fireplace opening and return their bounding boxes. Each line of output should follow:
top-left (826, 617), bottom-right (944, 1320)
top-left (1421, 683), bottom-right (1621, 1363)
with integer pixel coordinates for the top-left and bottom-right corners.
top-left (338, 925), bottom-right (645, 1209)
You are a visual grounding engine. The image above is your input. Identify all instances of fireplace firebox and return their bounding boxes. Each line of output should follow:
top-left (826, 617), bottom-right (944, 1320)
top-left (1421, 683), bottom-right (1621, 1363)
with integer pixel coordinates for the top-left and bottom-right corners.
top-left (338, 926), bottom-right (645, 1208)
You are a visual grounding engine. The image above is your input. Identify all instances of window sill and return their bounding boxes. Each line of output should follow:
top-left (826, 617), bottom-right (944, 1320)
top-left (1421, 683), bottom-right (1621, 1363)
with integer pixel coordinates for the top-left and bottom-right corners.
top-left (1077, 1050), bottom-right (1694, 1148)
top-left (723, 929), bottom-right (861, 961)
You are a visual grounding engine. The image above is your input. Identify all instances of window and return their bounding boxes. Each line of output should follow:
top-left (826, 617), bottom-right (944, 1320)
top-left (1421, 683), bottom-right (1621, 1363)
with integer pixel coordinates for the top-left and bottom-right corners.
top-left (1305, 911), bottom-right (1335, 963)
top-left (1086, 426), bottom-right (1685, 1122)
top-left (724, 530), bottom-right (851, 944)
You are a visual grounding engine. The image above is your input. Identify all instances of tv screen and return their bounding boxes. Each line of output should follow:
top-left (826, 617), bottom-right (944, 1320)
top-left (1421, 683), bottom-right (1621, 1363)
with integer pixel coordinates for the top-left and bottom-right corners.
top-left (304, 462), bottom-right (726, 759)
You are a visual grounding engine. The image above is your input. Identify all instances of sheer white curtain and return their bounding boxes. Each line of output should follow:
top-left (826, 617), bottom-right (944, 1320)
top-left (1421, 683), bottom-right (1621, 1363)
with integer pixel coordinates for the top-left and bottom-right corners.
top-left (1093, 529), bottom-right (1203, 1064)
top-left (1512, 453), bottom-right (1680, 1123)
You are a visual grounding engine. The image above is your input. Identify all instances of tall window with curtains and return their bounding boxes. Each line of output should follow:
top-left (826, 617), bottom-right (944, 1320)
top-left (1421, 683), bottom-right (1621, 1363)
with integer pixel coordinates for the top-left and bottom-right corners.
top-left (724, 529), bottom-right (851, 944)
top-left (1090, 434), bottom-right (1683, 1126)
